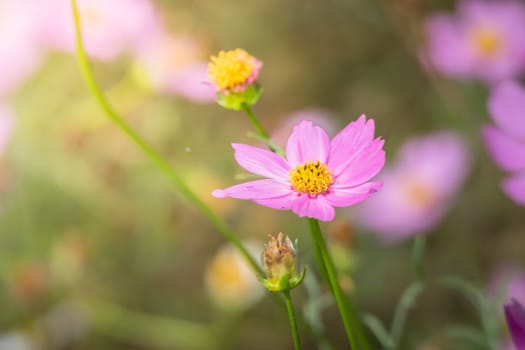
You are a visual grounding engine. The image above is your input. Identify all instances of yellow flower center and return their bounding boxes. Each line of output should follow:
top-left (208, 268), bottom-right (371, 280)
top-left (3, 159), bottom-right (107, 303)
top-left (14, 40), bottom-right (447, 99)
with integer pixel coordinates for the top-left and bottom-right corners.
top-left (405, 181), bottom-right (434, 207)
top-left (469, 27), bottom-right (502, 58)
top-left (208, 49), bottom-right (257, 90)
top-left (206, 249), bottom-right (251, 298)
top-left (290, 161), bottom-right (334, 196)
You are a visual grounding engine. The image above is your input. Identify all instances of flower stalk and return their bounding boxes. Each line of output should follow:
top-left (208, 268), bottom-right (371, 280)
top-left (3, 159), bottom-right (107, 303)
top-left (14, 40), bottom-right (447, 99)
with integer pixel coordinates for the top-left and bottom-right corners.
top-left (260, 233), bottom-right (305, 349)
top-left (308, 218), bottom-right (363, 350)
top-left (241, 103), bottom-right (283, 155)
top-left (71, 0), bottom-right (262, 276)
top-left (284, 290), bottom-right (302, 350)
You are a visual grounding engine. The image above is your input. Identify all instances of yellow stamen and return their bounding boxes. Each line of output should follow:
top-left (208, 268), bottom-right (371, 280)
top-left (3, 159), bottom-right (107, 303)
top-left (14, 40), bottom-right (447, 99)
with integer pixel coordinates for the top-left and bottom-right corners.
top-left (290, 161), bottom-right (334, 196)
top-left (208, 49), bottom-right (258, 91)
top-left (469, 27), bottom-right (502, 58)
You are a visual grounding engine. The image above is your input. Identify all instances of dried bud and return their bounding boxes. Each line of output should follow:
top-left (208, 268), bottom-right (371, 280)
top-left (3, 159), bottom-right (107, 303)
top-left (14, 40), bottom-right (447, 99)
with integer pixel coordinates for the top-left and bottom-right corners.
top-left (260, 232), bottom-right (305, 292)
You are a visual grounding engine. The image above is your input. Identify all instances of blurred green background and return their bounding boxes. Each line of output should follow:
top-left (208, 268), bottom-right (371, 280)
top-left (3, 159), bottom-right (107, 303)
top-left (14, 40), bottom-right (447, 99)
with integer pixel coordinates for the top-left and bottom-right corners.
top-left (0, 0), bottom-right (523, 349)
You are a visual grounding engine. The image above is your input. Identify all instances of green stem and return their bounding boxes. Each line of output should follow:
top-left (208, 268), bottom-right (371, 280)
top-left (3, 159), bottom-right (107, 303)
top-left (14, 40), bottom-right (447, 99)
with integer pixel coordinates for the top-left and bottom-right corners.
top-left (241, 103), bottom-right (284, 155)
top-left (71, 0), bottom-right (262, 276)
top-left (411, 236), bottom-right (426, 281)
top-left (241, 103), bottom-right (269, 139)
top-left (389, 281), bottom-right (424, 349)
top-left (308, 218), bottom-right (358, 349)
top-left (284, 291), bottom-right (302, 350)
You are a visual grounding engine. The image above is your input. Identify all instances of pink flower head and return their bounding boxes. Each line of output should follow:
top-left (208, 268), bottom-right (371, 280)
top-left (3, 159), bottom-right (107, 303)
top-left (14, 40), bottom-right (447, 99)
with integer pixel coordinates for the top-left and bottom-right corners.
top-left (482, 81), bottom-right (525, 205)
top-left (40, 0), bottom-right (159, 61)
top-left (354, 132), bottom-right (470, 242)
top-left (208, 49), bottom-right (262, 93)
top-left (212, 115), bottom-right (385, 222)
top-left (0, 0), bottom-right (44, 96)
top-left (423, 0), bottom-right (525, 83)
top-left (134, 32), bottom-right (215, 102)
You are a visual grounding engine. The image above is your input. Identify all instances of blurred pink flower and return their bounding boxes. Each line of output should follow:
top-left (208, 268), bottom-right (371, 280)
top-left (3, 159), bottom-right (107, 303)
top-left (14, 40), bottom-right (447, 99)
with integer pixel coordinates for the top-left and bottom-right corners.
top-left (134, 33), bottom-right (215, 102)
top-left (212, 116), bottom-right (385, 222)
top-left (40, 0), bottom-right (159, 61)
top-left (0, 0), bottom-right (44, 96)
top-left (423, 0), bottom-right (525, 83)
top-left (354, 132), bottom-right (470, 242)
top-left (482, 81), bottom-right (525, 205)
top-left (490, 265), bottom-right (525, 306)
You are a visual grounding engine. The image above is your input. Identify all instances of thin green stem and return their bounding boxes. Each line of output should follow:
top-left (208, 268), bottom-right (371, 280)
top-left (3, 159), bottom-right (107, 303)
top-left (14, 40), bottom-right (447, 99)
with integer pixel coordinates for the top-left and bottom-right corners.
top-left (241, 103), bottom-right (284, 155)
top-left (411, 236), bottom-right (426, 281)
top-left (284, 291), bottom-right (302, 350)
top-left (241, 103), bottom-right (269, 139)
top-left (71, 0), bottom-right (262, 276)
top-left (308, 218), bottom-right (358, 349)
top-left (389, 281), bottom-right (424, 349)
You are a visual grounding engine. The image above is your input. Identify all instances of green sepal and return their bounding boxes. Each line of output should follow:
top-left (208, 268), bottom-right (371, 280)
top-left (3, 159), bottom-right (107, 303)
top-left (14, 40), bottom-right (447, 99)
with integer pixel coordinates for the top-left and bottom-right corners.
top-left (216, 83), bottom-right (263, 110)
top-left (260, 267), bottom-right (307, 293)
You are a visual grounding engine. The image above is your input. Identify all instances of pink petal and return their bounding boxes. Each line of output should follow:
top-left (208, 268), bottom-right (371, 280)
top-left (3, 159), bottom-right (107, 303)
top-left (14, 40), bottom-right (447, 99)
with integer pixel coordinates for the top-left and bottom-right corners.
top-left (212, 179), bottom-right (291, 199)
top-left (232, 143), bottom-right (291, 180)
top-left (328, 115), bottom-right (368, 172)
top-left (396, 131), bottom-right (470, 196)
top-left (333, 138), bottom-right (385, 187)
top-left (254, 193), bottom-right (297, 210)
top-left (325, 181), bottom-right (383, 207)
top-left (424, 14), bottom-right (474, 79)
top-left (488, 81), bottom-right (525, 139)
top-left (502, 174), bottom-right (525, 205)
top-left (290, 195), bottom-right (335, 221)
top-left (482, 125), bottom-right (525, 172)
top-left (286, 120), bottom-right (330, 166)
top-left (327, 114), bottom-right (375, 176)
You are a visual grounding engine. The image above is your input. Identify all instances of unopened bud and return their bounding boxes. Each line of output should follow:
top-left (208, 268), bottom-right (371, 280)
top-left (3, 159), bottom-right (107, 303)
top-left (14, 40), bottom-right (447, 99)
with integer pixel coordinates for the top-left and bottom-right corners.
top-left (260, 232), bottom-right (305, 292)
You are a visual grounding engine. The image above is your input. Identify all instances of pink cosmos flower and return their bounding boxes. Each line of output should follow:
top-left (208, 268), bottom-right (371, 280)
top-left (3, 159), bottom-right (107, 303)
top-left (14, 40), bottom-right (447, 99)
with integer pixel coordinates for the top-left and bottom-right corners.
top-left (354, 132), bottom-right (470, 242)
top-left (0, 0), bottom-right (44, 96)
top-left (482, 81), bottom-right (525, 205)
top-left (134, 32), bottom-right (215, 102)
top-left (423, 0), bottom-right (525, 82)
top-left (212, 115), bottom-right (385, 222)
top-left (40, 0), bottom-right (159, 61)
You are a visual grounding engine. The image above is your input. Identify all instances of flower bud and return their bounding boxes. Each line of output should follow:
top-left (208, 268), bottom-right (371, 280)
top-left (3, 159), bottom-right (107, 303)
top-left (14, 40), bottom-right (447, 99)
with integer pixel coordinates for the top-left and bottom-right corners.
top-left (260, 232), bottom-right (305, 292)
top-left (207, 48), bottom-right (263, 110)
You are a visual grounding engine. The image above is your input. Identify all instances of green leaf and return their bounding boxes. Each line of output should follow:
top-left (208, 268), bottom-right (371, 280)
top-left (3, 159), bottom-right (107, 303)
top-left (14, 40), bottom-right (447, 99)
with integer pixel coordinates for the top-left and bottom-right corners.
top-left (362, 313), bottom-right (395, 349)
top-left (390, 281), bottom-right (424, 346)
top-left (443, 324), bottom-right (487, 348)
top-left (439, 276), bottom-right (485, 311)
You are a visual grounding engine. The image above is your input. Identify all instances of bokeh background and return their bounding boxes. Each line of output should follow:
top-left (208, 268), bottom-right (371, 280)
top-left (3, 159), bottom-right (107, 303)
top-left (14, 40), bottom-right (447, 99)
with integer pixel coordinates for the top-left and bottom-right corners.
top-left (0, 0), bottom-right (524, 349)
